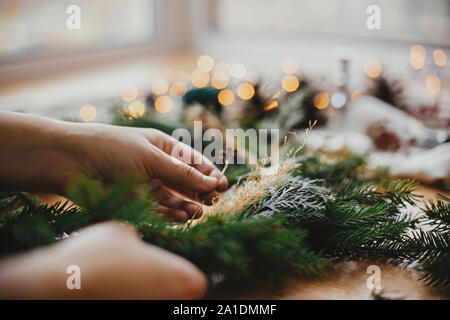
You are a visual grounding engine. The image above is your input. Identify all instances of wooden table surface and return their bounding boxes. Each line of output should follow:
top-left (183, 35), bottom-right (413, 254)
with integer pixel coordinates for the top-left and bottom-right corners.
top-left (38, 185), bottom-right (450, 300)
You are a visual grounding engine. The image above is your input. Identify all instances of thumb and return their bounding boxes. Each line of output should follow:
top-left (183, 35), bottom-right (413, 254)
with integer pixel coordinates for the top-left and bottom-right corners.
top-left (150, 149), bottom-right (219, 194)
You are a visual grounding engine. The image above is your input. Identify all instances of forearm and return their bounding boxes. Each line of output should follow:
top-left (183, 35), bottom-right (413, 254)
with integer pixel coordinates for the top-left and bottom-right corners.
top-left (0, 111), bottom-right (79, 194)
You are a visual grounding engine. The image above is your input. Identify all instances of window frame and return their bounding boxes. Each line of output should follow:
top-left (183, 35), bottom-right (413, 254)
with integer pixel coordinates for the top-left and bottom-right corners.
top-left (0, 0), bottom-right (194, 82)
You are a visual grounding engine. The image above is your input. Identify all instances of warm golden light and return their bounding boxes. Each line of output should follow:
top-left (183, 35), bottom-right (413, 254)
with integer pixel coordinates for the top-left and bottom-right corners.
top-left (80, 104), bottom-right (97, 122)
top-left (230, 63), bottom-right (247, 79)
top-left (281, 57), bottom-right (298, 74)
top-left (426, 75), bottom-right (442, 95)
top-left (128, 100), bottom-right (146, 118)
top-left (211, 76), bottom-right (229, 89)
top-left (364, 59), bottom-right (382, 78)
top-left (313, 92), bottom-right (329, 109)
top-left (169, 81), bottom-right (187, 96)
top-left (237, 82), bottom-right (255, 100)
top-left (410, 52), bottom-right (425, 70)
top-left (213, 62), bottom-right (230, 81)
top-left (351, 90), bottom-right (361, 101)
top-left (213, 71), bottom-right (230, 82)
top-left (197, 55), bottom-right (215, 72)
top-left (282, 75), bottom-right (300, 92)
top-left (433, 50), bottom-right (447, 67)
top-left (155, 96), bottom-right (173, 113)
top-left (191, 70), bottom-right (210, 88)
top-left (120, 85), bottom-right (138, 102)
top-left (271, 90), bottom-right (281, 100)
top-left (218, 89), bottom-right (235, 106)
top-left (152, 78), bottom-right (169, 95)
top-left (264, 100), bottom-right (279, 111)
top-left (411, 45), bottom-right (426, 57)
top-left (409, 45), bottom-right (427, 70)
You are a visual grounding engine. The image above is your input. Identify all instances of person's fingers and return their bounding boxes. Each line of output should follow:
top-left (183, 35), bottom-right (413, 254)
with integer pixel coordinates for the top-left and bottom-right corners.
top-left (156, 204), bottom-right (189, 222)
top-left (142, 129), bottom-right (228, 191)
top-left (149, 178), bottom-right (214, 209)
top-left (162, 185), bottom-right (218, 206)
top-left (146, 146), bottom-right (219, 194)
top-left (201, 165), bottom-right (228, 192)
top-left (154, 187), bottom-right (203, 219)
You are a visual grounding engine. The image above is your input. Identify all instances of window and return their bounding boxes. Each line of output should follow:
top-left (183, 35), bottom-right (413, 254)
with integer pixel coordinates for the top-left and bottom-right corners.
top-left (207, 0), bottom-right (450, 46)
top-left (0, 0), bottom-right (156, 63)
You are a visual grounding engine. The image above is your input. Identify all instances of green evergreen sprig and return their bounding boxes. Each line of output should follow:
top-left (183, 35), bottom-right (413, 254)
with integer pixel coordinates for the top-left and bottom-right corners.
top-left (408, 194), bottom-right (450, 288)
top-left (0, 153), bottom-right (448, 290)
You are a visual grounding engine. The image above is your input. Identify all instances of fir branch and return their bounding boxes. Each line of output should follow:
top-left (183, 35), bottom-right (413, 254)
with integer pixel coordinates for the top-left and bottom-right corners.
top-left (0, 152), bottom-right (448, 290)
top-left (140, 213), bottom-right (326, 283)
top-left (407, 196), bottom-right (450, 288)
top-left (293, 153), bottom-right (388, 190)
top-left (337, 179), bottom-right (421, 207)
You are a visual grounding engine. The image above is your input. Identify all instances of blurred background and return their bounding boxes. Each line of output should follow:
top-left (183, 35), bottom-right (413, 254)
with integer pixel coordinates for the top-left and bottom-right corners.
top-left (0, 0), bottom-right (449, 185)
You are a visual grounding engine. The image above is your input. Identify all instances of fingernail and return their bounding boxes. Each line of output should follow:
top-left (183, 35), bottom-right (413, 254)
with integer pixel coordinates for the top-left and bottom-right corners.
top-left (187, 204), bottom-right (202, 217)
top-left (186, 203), bottom-right (200, 213)
top-left (219, 176), bottom-right (228, 187)
top-left (202, 175), bottom-right (218, 188)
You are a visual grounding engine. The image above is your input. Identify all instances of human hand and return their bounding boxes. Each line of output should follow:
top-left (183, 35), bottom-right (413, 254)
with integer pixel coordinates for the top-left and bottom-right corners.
top-left (0, 222), bottom-right (207, 299)
top-left (0, 112), bottom-right (228, 221)
top-left (65, 122), bottom-right (228, 221)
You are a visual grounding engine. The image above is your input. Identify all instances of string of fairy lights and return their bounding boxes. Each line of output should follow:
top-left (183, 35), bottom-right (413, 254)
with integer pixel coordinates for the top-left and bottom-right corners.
top-left (79, 45), bottom-right (447, 123)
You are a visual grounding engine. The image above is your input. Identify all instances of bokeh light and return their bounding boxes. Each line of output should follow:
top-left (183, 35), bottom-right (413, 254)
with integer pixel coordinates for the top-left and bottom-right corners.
top-left (425, 75), bottom-right (442, 95)
top-left (364, 59), bottom-right (382, 78)
top-left (155, 95), bottom-right (173, 113)
top-left (211, 76), bottom-right (229, 89)
top-left (410, 52), bottom-right (425, 70)
top-left (313, 92), bottom-right (329, 109)
top-left (237, 82), bottom-right (255, 100)
top-left (230, 63), bottom-right (247, 79)
top-left (213, 62), bottom-right (231, 82)
top-left (410, 45), bottom-right (426, 70)
top-left (120, 85), bottom-right (138, 102)
top-left (281, 57), bottom-right (298, 74)
top-left (282, 75), bottom-right (300, 92)
top-left (128, 100), bottom-right (146, 118)
top-left (191, 70), bottom-right (210, 88)
top-left (351, 90), bottom-right (361, 101)
top-left (330, 92), bottom-right (347, 109)
top-left (80, 104), bottom-right (97, 122)
top-left (218, 89), bottom-right (235, 106)
top-left (411, 45), bottom-right (426, 57)
top-left (152, 78), bottom-right (169, 95)
top-left (169, 81), bottom-right (187, 96)
top-left (264, 100), bottom-right (279, 111)
top-left (271, 90), bottom-right (281, 100)
top-left (433, 50), bottom-right (447, 67)
top-left (197, 55), bottom-right (215, 72)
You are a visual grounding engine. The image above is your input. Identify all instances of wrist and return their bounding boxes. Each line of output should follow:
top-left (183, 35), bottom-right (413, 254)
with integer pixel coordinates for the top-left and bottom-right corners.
top-left (0, 112), bottom-right (82, 194)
